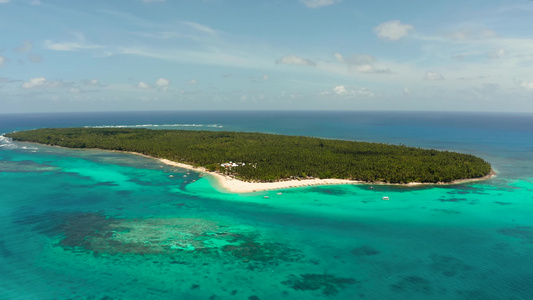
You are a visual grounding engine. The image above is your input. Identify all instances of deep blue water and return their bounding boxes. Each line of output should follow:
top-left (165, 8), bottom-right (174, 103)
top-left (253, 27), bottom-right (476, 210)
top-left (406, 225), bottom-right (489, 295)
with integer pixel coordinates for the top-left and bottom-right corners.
top-left (1, 111), bottom-right (533, 299)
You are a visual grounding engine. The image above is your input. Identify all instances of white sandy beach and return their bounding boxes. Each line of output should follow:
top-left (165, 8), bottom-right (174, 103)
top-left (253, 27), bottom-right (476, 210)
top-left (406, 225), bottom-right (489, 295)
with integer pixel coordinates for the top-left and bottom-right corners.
top-left (157, 157), bottom-right (496, 193)
top-left (158, 158), bottom-right (363, 193)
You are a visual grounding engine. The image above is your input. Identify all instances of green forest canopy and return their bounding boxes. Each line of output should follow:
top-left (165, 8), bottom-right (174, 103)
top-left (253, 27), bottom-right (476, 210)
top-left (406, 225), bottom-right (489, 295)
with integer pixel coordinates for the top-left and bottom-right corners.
top-left (6, 128), bottom-right (492, 184)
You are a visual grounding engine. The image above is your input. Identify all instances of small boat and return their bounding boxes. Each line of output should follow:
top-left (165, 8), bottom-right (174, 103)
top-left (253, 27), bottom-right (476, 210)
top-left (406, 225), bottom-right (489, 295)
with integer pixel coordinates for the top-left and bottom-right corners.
top-left (264, 196), bottom-right (269, 199)
top-left (382, 196), bottom-right (389, 201)
top-left (169, 175), bottom-right (174, 178)
top-left (276, 192), bottom-right (283, 195)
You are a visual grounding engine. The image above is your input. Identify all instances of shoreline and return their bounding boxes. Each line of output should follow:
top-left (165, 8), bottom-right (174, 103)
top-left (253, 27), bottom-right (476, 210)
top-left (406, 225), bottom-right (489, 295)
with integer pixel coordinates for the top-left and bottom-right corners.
top-left (155, 155), bottom-right (496, 194)
top-left (8, 139), bottom-right (496, 193)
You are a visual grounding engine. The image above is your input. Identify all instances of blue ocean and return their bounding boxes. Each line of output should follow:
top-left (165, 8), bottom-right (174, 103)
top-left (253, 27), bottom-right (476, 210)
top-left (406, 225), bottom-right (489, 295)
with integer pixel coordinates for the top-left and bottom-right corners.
top-left (1, 111), bottom-right (532, 300)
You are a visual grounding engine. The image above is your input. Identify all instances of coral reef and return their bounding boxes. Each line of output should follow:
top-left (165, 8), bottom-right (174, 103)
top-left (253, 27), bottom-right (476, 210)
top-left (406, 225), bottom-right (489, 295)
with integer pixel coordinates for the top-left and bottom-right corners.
top-left (55, 212), bottom-right (302, 264)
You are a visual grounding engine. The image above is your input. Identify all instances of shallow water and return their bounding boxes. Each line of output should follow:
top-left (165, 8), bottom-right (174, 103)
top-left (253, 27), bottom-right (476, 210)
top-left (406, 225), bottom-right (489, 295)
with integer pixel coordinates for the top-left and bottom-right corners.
top-left (1, 111), bottom-right (532, 299)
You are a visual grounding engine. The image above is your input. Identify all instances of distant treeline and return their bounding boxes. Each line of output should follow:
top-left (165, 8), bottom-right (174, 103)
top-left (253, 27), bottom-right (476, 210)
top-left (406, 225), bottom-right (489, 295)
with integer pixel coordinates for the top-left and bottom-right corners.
top-left (6, 128), bottom-right (492, 183)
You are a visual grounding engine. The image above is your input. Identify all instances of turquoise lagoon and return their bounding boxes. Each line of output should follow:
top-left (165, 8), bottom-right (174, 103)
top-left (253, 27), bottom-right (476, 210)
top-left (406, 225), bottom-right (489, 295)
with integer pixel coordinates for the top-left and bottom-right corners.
top-left (1, 111), bottom-right (532, 299)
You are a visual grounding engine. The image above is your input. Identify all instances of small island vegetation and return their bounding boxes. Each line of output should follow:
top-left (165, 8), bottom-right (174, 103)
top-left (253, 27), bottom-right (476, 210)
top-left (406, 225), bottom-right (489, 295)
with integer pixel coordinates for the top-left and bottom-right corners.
top-left (6, 128), bottom-right (492, 184)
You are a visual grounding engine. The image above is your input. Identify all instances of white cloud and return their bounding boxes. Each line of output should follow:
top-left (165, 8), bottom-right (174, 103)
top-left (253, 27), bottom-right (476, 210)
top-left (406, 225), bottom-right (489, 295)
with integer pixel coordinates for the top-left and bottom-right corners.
top-left (22, 77), bottom-right (54, 89)
top-left (332, 85), bottom-right (348, 95)
top-left (155, 78), bottom-right (170, 91)
top-left (119, 46), bottom-right (274, 70)
top-left (321, 85), bottom-right (374, 97)
top-left (137, 82), bottom-right (150, 89)
top-left (31, 0), bottom-right (41, 5)
top-left (355, 88), bottom-right (374, 97)
top-left (44, 34), bottom-right (101, 52)
top-left (22, 77), bottom-right (46, 88)
top-left (44, 40), bottom-right (101, 51)
top-left (155, 78), bottom-right (170, 87)
top-left (70, 87), bottom-right (81, 93)
top-left (0, 0), bottom-right (11, 3)
top-left (445, 28), bottom-right (498, 41)
top-left (182, 22), bottom-right (216, 34)
top-left (0, 56), bottom-right (5, 66)
top-left (374, 20), bottom-right (414, 41)
top-left (275, 54), bottom-right (315, 66)
top-left (300, 0), bottom-right (341, 9)
top-left (15, 41), bottom-right (33, 53)
top-left (186, 79), bottom-right (198, 85)
top-left (262, 74), bottom-right (269, 81)
top-left (424, 71), bottom-right (445, 80)
top-left (333, 53), bottom-right (344, 63)
top-left (334, 52), bottom-right (391, 73)
top-left (79, 79), bottom-right (102, 87)
top-left (487, 48), bottom-right (506, 59)
top-left (518, 80), bottom-right (533, 91)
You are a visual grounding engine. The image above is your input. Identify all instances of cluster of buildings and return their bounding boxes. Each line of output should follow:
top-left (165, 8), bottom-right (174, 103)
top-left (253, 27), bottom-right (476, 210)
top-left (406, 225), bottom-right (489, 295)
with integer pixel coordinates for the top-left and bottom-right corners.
top-left (220, 161), bottom-right (244, 168)
top-left (220, 161), bottom-right (256, 169)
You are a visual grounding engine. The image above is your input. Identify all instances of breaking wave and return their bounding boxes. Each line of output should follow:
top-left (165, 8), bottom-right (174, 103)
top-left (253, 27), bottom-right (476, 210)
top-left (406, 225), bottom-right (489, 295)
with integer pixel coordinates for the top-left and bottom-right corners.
top-left (0, 135), bottom-right (18, 150)
top-left (1, 135), bottom-right (39, 151)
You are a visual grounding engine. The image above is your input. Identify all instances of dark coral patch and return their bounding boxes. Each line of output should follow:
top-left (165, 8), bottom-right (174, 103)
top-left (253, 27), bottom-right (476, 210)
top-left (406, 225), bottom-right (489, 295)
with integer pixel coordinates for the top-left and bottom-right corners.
top-left (282, 273), bottom-right (357, 295)
top-left (0, 160), bottom-right (58, 173)
top-left (498, 226), bottom-right (533, 242)
top-left (311, 187), bottom-right (348, 196)
top-left (390, 276), bottom-right (432, 295)
top-left (221, 234), bottom-right (302, 263)
top-left (351, 246), bottom-right (380, 256)
top-left (439, 198), bottom-right (468, 202)
top-left (493, 201), bottom-right (512, 205)
top-left (430, 254), bottom-right (472, 277)
top-left (431, 209), bottom-right (460, 214)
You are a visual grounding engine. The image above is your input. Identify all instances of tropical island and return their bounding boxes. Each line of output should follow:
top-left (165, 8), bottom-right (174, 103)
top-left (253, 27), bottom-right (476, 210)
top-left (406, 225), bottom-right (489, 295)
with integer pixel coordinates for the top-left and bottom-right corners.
top-left (6, 128), bottom-right (491, 189)
top-left (6, 128), bottom-right (493, 191)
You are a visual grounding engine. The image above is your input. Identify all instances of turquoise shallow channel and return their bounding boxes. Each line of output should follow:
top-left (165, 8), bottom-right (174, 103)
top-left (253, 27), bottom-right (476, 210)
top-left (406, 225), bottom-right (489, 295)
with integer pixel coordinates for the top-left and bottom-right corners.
top-left (1, 111), bottom-right (533, 300)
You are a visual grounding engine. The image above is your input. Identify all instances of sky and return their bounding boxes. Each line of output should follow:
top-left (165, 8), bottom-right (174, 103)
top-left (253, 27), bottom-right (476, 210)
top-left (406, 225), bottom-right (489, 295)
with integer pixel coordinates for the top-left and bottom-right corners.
top-left (1, 0), bottom-right (532, 113)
